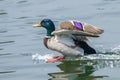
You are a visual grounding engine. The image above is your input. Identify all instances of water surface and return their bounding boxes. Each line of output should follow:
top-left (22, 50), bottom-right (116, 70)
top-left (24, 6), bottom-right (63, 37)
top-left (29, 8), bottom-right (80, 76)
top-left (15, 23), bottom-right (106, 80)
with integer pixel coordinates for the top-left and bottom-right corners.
top-left (0, 0), bottom-right (120, 80)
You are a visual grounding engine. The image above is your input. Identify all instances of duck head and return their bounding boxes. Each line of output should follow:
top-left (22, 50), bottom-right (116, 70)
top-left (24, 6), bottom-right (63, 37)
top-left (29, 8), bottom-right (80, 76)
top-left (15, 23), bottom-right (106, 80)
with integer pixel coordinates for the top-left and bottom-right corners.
top-left (33, 19), bottom-right (55, 37)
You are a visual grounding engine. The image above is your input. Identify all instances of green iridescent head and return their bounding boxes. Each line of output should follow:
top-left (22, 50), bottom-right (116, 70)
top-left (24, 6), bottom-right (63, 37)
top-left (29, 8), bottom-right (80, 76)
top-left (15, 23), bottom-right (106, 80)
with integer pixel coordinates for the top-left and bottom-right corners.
top-left (33, 19), bottom-right (55, 37)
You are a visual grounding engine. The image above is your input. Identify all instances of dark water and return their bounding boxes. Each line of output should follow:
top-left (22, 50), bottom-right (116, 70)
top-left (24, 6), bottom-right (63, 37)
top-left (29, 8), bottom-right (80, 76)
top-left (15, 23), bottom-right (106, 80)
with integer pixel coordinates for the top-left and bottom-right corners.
top-left (0, 0), bottom-right (120, 80)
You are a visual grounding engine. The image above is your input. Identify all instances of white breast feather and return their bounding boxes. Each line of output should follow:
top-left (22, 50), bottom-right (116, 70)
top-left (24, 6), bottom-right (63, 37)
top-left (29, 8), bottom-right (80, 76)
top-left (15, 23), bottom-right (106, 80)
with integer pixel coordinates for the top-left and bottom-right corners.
top-left (56, 35), bottom-right (75, 47)
top-left (47, 35), bottom-right (84, 56)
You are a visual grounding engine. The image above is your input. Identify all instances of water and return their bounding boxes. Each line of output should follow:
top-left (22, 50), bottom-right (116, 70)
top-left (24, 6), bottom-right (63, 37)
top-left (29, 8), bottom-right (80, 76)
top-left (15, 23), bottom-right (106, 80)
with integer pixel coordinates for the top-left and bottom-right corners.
top-left (0, 0), bottom-right (120, 80)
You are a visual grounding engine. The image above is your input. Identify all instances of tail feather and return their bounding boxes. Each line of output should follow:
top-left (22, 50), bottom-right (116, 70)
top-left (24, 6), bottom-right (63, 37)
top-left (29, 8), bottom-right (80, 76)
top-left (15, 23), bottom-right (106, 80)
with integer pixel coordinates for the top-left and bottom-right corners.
top-left (74, 40), bottom-right (96, 55)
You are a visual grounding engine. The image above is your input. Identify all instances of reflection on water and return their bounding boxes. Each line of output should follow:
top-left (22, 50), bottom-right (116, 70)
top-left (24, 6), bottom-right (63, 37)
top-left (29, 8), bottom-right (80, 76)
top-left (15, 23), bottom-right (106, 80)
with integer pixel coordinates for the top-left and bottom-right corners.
top-left (49, 60), bottom-right (120, 80)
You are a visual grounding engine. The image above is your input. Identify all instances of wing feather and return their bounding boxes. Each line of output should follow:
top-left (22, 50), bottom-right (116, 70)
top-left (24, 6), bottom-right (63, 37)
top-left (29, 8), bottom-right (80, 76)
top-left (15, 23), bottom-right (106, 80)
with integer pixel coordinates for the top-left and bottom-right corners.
top-left (52, 29), bottom-right (99, 37)
top-left (60, 20), bottom-right (104, 35)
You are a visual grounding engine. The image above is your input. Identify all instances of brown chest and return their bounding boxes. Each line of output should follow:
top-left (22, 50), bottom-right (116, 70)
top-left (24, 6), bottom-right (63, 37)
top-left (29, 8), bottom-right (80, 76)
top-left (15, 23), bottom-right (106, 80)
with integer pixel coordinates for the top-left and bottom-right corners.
top-left (43, 37), bottom-right (49, 48)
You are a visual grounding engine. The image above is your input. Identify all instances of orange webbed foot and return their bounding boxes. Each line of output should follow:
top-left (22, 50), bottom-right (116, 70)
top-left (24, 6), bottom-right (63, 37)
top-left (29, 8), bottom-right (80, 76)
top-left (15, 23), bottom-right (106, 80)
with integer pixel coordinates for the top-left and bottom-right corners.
top-left (46, 56), bottom-right (65, 63)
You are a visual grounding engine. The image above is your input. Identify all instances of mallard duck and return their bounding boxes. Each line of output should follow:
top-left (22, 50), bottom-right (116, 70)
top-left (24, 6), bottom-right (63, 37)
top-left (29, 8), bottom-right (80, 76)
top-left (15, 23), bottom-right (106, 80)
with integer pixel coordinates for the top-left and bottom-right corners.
top-left (33, 19), bottom-right (104, 62)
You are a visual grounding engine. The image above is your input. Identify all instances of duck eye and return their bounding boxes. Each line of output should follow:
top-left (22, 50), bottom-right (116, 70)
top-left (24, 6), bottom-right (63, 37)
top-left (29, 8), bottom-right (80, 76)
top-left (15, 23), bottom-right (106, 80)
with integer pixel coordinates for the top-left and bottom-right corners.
top-left (41, 21), bottom-right (45, 26)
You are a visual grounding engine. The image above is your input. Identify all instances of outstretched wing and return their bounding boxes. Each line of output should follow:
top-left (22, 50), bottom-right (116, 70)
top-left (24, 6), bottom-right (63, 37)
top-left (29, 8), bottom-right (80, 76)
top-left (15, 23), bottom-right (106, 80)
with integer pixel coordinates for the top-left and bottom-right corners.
top-left (60, 20), bottom-right (104, 35)
top-left (52, 29), bottom-right (99, 37)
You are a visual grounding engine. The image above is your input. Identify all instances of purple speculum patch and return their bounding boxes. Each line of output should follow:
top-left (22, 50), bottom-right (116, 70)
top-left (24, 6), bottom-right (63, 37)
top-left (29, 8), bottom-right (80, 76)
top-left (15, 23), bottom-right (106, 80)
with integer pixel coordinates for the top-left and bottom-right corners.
top-left (73, 22), bottom-right (84, 31)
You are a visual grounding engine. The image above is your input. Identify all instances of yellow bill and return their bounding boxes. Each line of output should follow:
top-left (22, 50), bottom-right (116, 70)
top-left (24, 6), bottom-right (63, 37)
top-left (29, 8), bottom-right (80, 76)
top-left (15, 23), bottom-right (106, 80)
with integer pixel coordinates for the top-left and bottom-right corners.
top-left (32, 23), bottom-right (41, 27)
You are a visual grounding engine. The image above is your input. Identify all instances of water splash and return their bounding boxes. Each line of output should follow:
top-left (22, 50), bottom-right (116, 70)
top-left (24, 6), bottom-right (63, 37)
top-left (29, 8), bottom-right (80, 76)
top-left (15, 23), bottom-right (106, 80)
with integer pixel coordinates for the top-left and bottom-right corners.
top-left (32, 45), bottom-right (120, 62)
top-left (84, 54), bottom-right (120, 60)
top-left (32, 53), bottom-right (120, 63)
top-left (111, 45), bottom-right (120, 54)
top-left (32, 53), bottom-right (54, 62)
top-left (84, 45), bottom-right (120, 60)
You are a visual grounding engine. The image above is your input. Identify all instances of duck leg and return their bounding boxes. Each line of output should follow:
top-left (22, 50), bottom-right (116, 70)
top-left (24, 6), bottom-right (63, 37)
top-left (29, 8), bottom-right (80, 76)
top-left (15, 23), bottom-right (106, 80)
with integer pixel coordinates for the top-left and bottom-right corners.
top-left (46, 56), bottom-right (65, 63)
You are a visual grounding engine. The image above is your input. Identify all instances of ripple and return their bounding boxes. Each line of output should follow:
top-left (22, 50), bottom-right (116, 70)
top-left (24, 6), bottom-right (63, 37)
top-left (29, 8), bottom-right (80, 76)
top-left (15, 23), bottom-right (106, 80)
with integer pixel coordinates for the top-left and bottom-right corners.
top-left (37, 15), bottom-right (47, 18)
top-left (0, 53), bottom-right (12, 56)
top-left (104, 11), bottom-right (120, 15)
top-left (0, 41), bottom-right (15, 44)
top-left (26, 21), bottom-right (35, 24)
top-left (0, 12), bottom-right (7, 15)
top-left (0, 30), bottom-right (7, 33)
top-left (0, 10), bottom-right (7, 15)
top-left (0, 71), bottom-right (15, 74)
top-left (84, 54), bottom-right (120, 60)
top-left (17, 0), bottom-right (27, 4)
top-left (96, 8), bottom-right (105, 10)
top-left (0, 48), bottom-right (4, 50)
top-left (16, 16), bottom-right (29, 19)
top-left (104, 0), bottom-right (118, 1)
top-left (21, 53), bottom-right (31, 56)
